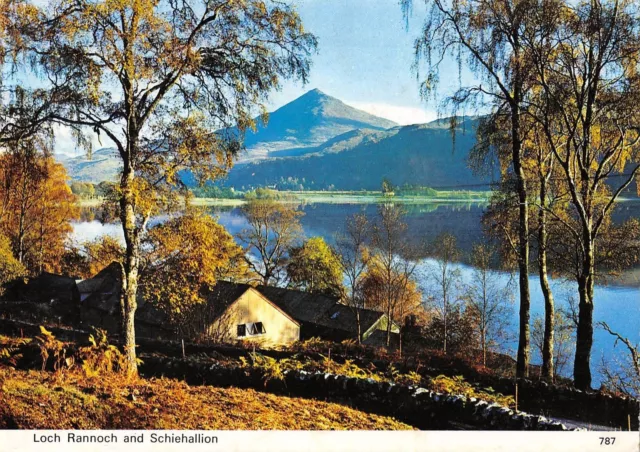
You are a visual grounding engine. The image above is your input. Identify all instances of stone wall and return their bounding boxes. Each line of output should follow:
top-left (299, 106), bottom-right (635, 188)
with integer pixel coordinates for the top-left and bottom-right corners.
top-left (138, 355), bottom-right (576, 431)
top-left (0, 319), bottom-right (636, 429)
top-left (0, 317), bottom-right (88, 342)
top-left (132, 337), bottom-right (639, 430)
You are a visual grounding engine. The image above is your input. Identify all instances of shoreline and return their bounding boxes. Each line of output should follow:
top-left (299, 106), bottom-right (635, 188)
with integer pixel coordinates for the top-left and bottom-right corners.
top-left (188, 190), bottom-right (491, 206)
top-left (79, 191), bottom-right (640, 208)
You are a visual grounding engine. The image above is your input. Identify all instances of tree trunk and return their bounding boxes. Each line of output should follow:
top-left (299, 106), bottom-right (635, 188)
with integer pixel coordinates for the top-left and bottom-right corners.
top-left (443, 294), bottom-right (448, 355)
top-left (38, 206), bottom-right (45, 274)
top-left (513, 113), bottom-right (531, 379)
top-left (538, 184), bottom-right (555, 381)
top-left (574, 240), bottom-right (595, 390)
top-left (481, 330), bottom-right (486, 367)
top-left (119, 171), bottom-right (140, 375)
top-left (17, 178), bottom-right (28, 265)
top-left (17, 206), bottom-right (25, 264)
top-left (385, 303), bottom-right (392, 348)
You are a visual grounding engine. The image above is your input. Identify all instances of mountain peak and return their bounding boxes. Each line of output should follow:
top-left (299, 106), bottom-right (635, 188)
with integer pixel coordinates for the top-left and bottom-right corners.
top-left (304, 88), bottom-right (327, 97)
top-left (237, 89), bottom-right (398, 162)
top-left (290, 88), bottom-right (335, 108)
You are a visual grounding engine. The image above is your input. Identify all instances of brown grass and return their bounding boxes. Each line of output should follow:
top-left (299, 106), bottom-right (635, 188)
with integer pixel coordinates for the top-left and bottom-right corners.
top-left (0, 367), bottom-right (413, 430)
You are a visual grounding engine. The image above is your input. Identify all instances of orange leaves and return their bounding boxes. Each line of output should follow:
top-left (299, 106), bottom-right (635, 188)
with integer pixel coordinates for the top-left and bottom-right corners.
top-left (141, 210), bottom-right (248, 323)
top-left (0, 366), bottom-right (413, 430)
top-left (0, 152), bottom-right (79, 274)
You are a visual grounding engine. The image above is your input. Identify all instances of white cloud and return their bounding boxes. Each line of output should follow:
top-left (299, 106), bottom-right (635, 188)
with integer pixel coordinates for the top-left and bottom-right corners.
top-left (343, 101), bottom-right (437, 126)
top-left (53, 124), bottom-right (115, 157)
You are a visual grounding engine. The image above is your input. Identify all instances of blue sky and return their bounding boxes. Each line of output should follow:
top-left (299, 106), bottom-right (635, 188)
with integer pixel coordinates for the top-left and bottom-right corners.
top-left (50, 0), bottom-right (477, 154)
top-left (267, 0), bottom-right (470, 125)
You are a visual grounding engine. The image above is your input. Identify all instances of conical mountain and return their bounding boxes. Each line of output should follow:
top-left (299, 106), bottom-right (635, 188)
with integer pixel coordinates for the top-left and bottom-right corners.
top-left (238, 88), bottom-right (398, 162)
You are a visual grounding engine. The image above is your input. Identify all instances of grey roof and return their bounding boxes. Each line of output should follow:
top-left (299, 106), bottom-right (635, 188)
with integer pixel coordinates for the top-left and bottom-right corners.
top-left (80, 262), bottom-right (122, 312)
top-left (78, 262), bottom-right (121, 294)
top-left (80, 262), bottom-right (169, 326)
top-left (253, 285), bottom-right (338, 325)
top-left (3, 272), bottom-right (78, 304)
top-left (318, 304), bottom-right (385, 335)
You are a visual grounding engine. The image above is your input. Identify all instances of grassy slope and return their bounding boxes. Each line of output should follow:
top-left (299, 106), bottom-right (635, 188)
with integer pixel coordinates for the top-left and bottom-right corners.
top-left (0, 367), bottom-right (413, 430)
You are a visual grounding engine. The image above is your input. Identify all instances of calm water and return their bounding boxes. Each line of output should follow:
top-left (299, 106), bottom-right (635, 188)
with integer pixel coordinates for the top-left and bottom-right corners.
top-left (72, 201), bottom-right (640, 386)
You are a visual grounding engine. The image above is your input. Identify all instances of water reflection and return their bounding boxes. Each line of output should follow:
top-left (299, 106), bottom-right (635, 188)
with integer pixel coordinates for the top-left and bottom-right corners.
top-left (72, 201), bottom-right (640, 385)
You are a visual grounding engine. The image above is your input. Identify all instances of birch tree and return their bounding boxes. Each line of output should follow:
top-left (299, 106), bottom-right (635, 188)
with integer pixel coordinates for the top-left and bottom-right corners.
top-left (333, 213), bottom-right (372, 344)
top-left (402, 0), bottom-right (543, 377)
top-left (527, 0), bottom-right (640, 389)
top-left (463, 244), bottom-right (513, 367)
top-left (15, 0), bottom-right (316, 372)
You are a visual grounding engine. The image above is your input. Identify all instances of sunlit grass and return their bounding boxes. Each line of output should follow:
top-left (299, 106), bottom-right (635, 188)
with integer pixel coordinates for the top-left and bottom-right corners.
top-left (0, 367), bottom-right (414, 430)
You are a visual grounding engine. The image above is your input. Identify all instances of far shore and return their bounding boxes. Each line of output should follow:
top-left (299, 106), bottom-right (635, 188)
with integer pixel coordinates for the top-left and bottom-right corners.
top-left (189, 190), bottom-right (492, 206)
top-left (79, 190), bottom-right (640, 208)
top-left (78, 190), bottom-right (492, 207)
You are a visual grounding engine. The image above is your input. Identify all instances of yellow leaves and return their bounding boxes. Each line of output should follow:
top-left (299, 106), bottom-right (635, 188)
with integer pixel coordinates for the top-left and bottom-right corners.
top-left (0, 234), bottom-right (25, 291)
top-left (0, 153), bottom-right (79, 274)
top-left (141, 210), bottom-right (248, 325)
top-left (120, 177), bottom-right (159, 218)
top-left (429, 375), bottom-right (515, 408)
top-left (287, 237), bottom-right (344, 297)
top-left (78, 328), bottom-right (127, 377)
top-left (34, 326), bottom-right (68, 372)
top-left (86, 63), bottom-right (103, 106)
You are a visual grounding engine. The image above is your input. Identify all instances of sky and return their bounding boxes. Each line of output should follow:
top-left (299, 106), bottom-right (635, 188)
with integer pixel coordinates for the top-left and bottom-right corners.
top-left (51, 0), bottom-right (477, 155)
top-left (266, 0), bottom-right (463, 125)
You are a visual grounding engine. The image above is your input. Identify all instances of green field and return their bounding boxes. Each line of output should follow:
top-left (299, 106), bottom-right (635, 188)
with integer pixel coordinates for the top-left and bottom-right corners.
top-left (191, 189), bottom-right (491, 206)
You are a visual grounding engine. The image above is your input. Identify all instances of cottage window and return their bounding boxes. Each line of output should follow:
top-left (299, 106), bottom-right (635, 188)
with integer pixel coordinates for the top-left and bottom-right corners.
top-left (237, 324), bottom-right (246, 337)
top-left (247, 322), bottom-right (266, 336)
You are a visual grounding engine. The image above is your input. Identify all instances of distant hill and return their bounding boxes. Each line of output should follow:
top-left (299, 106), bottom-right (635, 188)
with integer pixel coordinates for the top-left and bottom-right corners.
top-left (54, 91), bottom-right (493, 190)
top-left (222, 117), bottom-right (492, 191)
top-left (234, 88), bottom-right (398, 163)
top-left (57, 148), bottom-right (121, 183)
top-left (57, 89), bottom-right (400, 183)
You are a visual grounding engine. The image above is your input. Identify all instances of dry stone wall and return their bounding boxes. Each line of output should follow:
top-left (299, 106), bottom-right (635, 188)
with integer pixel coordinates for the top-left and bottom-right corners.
top-left (139, 355), bottom-right (577, 431)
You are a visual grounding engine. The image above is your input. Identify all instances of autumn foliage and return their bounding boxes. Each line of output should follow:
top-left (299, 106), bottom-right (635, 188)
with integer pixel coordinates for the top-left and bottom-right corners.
top-left (141, 210), bottom-right (249, 326)
top-left (0, 151), bottom-right (78, 274)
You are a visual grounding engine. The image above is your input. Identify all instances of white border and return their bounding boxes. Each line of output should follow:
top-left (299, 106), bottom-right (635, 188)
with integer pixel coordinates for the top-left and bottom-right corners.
top-left (2, 431), bottom-right (639, 452)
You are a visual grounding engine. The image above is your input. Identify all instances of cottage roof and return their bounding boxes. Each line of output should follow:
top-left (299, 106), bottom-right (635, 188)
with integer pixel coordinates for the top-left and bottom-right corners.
top-left (318, 304), bottom-right (385, 336)
top-left (2, 272), bottom-right (78, 304)
top-left (79, 262), bottom-right (169, 326)
top-left (253, 285), bottom-right (338, 325)
top-left (77, 262), bottom-right (121, 296)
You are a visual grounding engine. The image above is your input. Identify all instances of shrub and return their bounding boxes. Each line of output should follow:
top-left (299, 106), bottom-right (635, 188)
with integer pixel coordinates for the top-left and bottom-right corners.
top-left (240, 352), bottom-right (306, 386)
top-left (387, 364), bottom-right (422, 386)
top-left (77, 328), bottom-right (129, 377)
top-left (319, 355), bottom-right (382, 382)
top-left (428, 375), bottom-right (515, 408)
top-left (34, 326), bottom-right (69, 372)
top-left (0, 337), bottom-right (29, 367)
